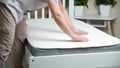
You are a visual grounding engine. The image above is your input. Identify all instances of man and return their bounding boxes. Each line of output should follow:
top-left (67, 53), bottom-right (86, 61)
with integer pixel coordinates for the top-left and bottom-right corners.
top-left (0, 0), bottom-right (89, 68)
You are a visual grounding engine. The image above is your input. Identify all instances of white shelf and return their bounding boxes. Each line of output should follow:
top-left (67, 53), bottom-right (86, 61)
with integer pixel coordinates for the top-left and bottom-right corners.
top-left (87, 20), bottom-right (106, 27)
top-left (74, 14), bottom-right (116, 28)
top-left (75, 14), bottom-right (116, 20)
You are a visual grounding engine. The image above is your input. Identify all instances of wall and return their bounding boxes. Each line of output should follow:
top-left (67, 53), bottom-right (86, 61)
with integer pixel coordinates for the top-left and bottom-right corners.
top-left (113, 0), bottom-right (120, 38)
top-left (84, 0), bottom-right (120, 38)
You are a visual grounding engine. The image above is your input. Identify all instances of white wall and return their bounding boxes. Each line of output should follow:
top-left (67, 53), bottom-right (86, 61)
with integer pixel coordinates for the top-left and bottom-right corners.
top-left (113, 0), bottom-right (120, 38)
top-left (84, 0), bottom-right (120, 38)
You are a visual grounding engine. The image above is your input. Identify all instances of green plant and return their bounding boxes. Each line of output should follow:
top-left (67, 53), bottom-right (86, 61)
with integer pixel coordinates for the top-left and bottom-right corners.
top-left (95, 0), bottom-right (117, 7)
top-left (65, 0), bottom-right (69, 8)
top-left (74, 0), bottom-right (88, 8)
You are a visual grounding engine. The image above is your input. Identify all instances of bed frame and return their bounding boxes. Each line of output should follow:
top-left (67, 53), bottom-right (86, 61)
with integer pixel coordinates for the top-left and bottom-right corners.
top-left (25, 47), bottom-right (120, 68)
top-left (24, 0), bottom-right (120, 68)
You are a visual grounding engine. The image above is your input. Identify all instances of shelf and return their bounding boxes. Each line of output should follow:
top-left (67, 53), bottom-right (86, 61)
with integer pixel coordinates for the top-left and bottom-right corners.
top-left (87, 20), bottom-right (106, 27)
top-left (74, 14), bottom-right (116, 20)
top-left (74, 14), bottom-right (116, 35)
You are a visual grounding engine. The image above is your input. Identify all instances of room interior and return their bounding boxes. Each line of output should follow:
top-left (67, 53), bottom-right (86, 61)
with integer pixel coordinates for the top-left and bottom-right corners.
top-left (5, 0), bottom-right (120, 68)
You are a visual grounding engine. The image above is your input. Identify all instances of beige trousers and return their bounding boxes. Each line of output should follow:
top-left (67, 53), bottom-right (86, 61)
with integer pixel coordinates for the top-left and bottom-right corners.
top-left (0, 2), bottom-right (26, 68)
top-left (13, 18), bottom-right (27, 68)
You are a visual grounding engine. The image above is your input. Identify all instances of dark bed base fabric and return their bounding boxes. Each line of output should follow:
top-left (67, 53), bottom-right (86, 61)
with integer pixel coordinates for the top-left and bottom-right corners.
top-left (26, 40), bottom-right (120, 56)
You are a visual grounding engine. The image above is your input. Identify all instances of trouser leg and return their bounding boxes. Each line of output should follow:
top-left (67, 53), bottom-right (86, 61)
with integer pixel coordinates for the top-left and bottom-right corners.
top-left (0, 3), bottom-right (16, 68)
top-left (13, 18), bottom-right (27, 68)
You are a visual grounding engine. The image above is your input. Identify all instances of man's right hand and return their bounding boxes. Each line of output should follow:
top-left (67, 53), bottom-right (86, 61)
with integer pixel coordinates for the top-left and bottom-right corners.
top-left (71, 34), bottom-right (89, 42)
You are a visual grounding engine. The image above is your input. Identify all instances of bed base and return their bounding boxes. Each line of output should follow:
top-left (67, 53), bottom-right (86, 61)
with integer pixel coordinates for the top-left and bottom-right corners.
top-left (24, 46), bottom-right (120, 68)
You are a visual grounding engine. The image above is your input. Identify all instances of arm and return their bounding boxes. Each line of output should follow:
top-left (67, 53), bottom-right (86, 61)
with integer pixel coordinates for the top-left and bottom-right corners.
top-left (58, 0), bottom-right (75, 30)
top-left (58, 0), bottom-right (88, 35)
top-left (46, 0), bottom-right (88, 42)
top-left (46, 0), bottom-right (74, 38)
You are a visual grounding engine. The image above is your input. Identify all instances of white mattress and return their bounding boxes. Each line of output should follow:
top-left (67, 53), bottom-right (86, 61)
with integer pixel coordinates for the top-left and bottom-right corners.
top-left (26, 19), bottom-right (120, 49)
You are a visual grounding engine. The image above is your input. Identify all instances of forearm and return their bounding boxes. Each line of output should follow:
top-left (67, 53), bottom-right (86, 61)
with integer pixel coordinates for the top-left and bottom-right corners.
top-left (62, 8), bottom-right (75, 29)
top-left (53, 13), bottom-right (75, 38)
top-left (58, 1), bottom-right (76, 31)
top-left (46, 0), bottom-right (75, 39)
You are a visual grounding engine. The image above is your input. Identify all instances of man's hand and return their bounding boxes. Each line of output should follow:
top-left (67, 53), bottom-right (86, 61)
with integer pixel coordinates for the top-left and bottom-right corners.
top-left (72, 27), bottom-right (88, 35)
top-left (71, 34), bottom-right (89, 42)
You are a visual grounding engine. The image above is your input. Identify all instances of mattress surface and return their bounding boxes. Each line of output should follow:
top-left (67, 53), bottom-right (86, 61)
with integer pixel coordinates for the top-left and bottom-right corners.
top-left (26, 19), bottom-right (120, 49)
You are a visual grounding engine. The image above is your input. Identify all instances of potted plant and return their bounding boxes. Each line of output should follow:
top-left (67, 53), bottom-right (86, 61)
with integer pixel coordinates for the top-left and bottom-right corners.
top-left (74, 0), bottom-right (88, 16)
top-left (95, 0), bottom-right (117, 16)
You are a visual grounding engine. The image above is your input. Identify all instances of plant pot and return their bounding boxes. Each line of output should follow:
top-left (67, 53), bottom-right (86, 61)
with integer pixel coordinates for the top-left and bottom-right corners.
top-left (74, 6), bottom-right (84, 16)
top-left (100, 5), bottom-right (112, 16)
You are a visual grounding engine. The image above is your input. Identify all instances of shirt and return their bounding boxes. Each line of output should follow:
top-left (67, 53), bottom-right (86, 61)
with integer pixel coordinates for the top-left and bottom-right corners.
top-left (0, 0), bottom-right (49, 23)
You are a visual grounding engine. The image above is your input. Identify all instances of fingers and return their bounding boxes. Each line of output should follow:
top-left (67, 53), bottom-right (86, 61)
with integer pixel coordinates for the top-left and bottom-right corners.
top-left (72, 34), bottom-right (89, 42)
top-left (79, 36), bottom-right (89, 42)
top-left (72, 28), bottom-right (88, 35)
top-left (78, 30), bottom-right (88, 35)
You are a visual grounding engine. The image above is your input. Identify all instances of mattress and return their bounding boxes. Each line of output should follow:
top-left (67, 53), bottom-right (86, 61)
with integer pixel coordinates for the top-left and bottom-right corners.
top-left (26, 19), bottom-right (120, 56)
top-left (26, 41), bottom-right (120, 56)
